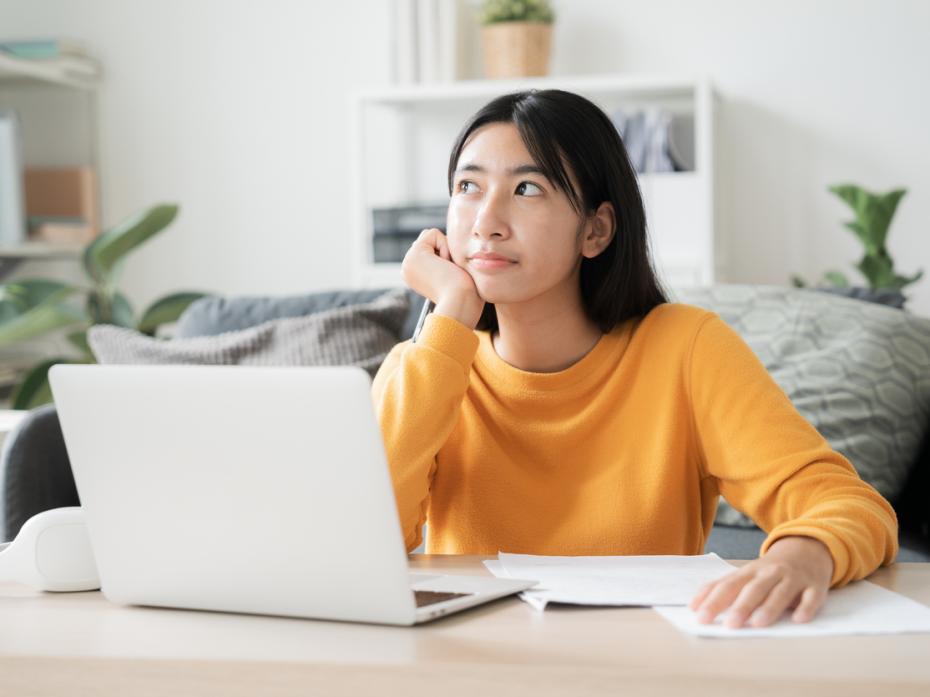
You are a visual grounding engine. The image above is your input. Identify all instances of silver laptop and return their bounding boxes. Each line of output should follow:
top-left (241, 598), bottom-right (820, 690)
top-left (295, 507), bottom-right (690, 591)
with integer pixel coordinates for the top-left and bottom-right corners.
top-left (48, 364), bottom-right (534, 625)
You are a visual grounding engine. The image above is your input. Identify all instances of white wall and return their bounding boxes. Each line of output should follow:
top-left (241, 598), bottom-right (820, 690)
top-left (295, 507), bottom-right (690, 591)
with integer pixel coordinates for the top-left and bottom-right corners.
top-left (543, 0), bottom-right (930, 313)
top-left (0, 0), bottom-right (393, 312)
top-left (1, 0), bottom-right (929, 316)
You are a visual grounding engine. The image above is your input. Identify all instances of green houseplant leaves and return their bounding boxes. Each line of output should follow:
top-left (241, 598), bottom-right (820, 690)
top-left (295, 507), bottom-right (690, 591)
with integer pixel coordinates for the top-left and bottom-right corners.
top-left (793, 184), bottom-right (921, 305)
top-left (0, 203), bottom-right (208, 409)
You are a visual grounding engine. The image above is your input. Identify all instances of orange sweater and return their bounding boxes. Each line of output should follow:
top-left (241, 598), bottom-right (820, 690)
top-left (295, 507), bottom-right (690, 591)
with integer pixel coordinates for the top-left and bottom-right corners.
top-left (371, 303), bottom-right (899, 588)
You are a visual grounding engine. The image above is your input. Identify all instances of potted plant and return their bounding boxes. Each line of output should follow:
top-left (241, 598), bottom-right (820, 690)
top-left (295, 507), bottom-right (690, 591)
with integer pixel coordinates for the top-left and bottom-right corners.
top-left (480, 0), bottom-right (555, 79)
top-left (0, 203), bottom-right (208, 409)
top-left (792, 184), bottom-right (921, 309)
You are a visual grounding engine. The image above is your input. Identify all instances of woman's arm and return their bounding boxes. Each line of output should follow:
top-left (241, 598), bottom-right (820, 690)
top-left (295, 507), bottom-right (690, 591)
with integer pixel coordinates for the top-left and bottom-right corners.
top-left (371, 312), bottom-right (479, 551)
top-left (686, 313), bottom-right (898, 585)
top-left (687, 314), bottom-right (898, 619)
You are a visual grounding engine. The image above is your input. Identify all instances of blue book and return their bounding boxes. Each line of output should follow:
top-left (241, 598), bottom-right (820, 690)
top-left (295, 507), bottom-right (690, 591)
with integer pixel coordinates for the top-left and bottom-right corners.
top-left (0, 39), bottom-right (84, 60)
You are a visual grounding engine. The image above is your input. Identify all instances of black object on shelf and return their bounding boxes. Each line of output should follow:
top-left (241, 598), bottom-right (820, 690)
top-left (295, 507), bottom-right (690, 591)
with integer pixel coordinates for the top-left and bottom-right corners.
top-left (371, 202), bottom-right (448, 263)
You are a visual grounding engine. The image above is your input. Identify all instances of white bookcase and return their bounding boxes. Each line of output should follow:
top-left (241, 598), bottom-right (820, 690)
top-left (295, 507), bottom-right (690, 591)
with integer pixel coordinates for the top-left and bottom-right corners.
top-left (349, 74), bottom-right (721, 291)
top-left (0, 51), bottom-right (100, 274)
top-left (0, 50), bottom-right (101, 405)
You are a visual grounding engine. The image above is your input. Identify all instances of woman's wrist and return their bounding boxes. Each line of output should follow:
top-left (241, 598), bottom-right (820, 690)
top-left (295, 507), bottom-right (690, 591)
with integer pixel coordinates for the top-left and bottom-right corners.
top-left (434, 291), bottom-right (484, 329)
top-left (767, 535), bottom-right (835, 583)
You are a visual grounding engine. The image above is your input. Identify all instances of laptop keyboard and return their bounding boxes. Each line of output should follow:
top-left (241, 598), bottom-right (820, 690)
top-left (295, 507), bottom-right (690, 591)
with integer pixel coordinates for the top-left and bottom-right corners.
top-left (414, 590), bottom-right (472, 608)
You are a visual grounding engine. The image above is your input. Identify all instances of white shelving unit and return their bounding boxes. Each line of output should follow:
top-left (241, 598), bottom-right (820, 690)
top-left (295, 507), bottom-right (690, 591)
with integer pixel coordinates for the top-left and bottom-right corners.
top-left (0, 52), bottom-right (98, 90)
top-left (0, 50), bottom-right (100, 275)
top-left (0, 49), bottom-right (101, 406)
top-left (349, 74), bottom-right (721, 290)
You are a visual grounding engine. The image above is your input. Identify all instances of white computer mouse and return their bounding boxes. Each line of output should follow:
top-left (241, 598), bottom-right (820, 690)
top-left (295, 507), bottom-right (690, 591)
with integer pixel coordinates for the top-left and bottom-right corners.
top-left (0, 506), bottom-right (100, 592)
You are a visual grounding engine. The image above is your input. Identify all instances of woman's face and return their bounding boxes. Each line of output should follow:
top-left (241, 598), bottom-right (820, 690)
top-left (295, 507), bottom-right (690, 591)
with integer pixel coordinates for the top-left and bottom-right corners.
top-left (446, 122), bottom-right (590, 306)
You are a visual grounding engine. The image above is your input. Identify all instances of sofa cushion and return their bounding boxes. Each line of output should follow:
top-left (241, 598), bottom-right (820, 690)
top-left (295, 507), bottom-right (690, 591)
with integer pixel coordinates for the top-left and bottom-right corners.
top-left (674, 285), bottom-right (930, 528)
top-left (87, 288), bottom-right (411, 378)
top-left (175, 287), bottom-right (426, 341)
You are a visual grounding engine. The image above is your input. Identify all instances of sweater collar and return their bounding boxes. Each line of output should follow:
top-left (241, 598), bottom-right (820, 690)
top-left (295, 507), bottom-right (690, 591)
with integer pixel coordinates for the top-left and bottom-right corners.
top-left (474, 319), bottom-right (636, 393)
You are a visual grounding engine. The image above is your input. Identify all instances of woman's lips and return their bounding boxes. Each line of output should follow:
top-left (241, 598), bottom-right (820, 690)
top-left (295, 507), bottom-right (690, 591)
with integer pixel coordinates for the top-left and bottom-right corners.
top-left (469, 257), bottom-right (517, 270)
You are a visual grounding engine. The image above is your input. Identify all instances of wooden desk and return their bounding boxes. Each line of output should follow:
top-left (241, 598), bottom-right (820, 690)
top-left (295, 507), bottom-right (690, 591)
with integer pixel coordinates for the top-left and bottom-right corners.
top-left (2, 556), bottom-right (929, 696)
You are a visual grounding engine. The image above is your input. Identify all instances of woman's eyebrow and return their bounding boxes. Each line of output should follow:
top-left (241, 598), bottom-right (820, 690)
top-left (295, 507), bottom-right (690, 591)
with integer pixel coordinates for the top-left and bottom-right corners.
top-left (455, 162), bottom-right (547, 177)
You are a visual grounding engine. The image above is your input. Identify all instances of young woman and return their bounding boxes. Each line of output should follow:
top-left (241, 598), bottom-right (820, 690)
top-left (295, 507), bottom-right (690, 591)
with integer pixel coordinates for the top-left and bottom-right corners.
top-left (371, 89), bottom-right (898, 630)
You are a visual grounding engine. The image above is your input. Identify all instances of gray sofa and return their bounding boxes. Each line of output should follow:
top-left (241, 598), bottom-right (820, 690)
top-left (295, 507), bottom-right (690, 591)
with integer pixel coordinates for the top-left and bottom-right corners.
top-left (2, 286), bottom-right (929, 563)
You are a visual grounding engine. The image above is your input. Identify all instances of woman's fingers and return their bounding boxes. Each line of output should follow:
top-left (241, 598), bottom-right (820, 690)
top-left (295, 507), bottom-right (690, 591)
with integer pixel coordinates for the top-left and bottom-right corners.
top-left (718, 570), bottom-right (784, 628)
top-left (414, 228), bottom-right (451, 261)
top-left (792, 584), bottom-right (827, 623)
top-left (693, 571), bottom-right (826, 629)
top-left (747, 577), bottom-right (801, 627)
top-left (689, 581), bottom-right (715, 611)
top-left (435, 229), bottom-right (452, 261)
top-left (693, 570), bottom-right (753, 624)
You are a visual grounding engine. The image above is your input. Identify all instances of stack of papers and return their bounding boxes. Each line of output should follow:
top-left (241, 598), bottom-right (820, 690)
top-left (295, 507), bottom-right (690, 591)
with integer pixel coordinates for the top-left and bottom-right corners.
top-left (485, 552), bottom-right (930, 638)
top-left (484, 552), bottom-right (736, 611)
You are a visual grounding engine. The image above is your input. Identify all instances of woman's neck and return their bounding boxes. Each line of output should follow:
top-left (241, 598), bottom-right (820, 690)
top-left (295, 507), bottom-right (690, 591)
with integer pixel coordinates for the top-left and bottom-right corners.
top-left (491, 285), bottom-right (603, 374)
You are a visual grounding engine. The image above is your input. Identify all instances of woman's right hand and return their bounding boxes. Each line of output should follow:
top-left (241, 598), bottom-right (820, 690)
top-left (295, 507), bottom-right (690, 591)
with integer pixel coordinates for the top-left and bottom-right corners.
top-left (401, 228), bottom-right (485, 329)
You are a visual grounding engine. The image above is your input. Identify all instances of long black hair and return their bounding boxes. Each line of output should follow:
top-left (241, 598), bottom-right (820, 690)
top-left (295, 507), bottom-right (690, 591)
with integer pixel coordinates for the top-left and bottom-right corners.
top-left (447, 89), bottom-right (668, 334)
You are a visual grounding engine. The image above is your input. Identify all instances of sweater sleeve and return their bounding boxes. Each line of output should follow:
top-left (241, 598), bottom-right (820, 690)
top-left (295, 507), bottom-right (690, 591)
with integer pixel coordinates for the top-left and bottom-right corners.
top-left (687, 313), bottom-right (899, 587)
top-left (370, 313), bottom-right (479, 552)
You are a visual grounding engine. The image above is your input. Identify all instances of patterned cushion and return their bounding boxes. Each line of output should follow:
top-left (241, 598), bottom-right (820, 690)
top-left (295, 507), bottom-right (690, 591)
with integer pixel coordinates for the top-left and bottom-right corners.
top-left (673, 285), bottom-right (930, 527)
top-left (87, 288), bottom-right (410, 378)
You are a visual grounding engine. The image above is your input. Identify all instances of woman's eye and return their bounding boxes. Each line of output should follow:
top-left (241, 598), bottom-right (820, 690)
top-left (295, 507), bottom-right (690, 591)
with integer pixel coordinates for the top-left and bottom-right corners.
top-left (516, 181), bottom-right (543, 196)
top-left (458, 180), bottom-right (477, 193)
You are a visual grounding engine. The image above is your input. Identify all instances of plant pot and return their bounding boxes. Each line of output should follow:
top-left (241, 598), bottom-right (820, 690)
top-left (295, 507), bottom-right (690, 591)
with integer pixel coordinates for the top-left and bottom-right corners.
top-left (815, 286), bottom-right (907, 309)
top-left (481, 21), bottom-right (552, 79)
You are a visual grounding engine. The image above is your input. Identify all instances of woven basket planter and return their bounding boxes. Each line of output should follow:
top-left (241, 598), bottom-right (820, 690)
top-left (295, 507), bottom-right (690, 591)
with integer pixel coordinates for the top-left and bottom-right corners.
top-left (481, 21), bottom-right (553, 79)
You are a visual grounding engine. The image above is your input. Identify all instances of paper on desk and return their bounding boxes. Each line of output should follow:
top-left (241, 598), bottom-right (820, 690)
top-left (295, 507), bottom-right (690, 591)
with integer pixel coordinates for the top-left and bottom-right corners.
top-left (484, 552), bottom-right (737, 611)
top-left (654, 579), bottom-right (930, 638)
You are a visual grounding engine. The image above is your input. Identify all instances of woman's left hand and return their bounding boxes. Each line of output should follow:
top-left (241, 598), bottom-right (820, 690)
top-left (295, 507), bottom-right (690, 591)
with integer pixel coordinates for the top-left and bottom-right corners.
top-left (689, 535), bottom-right (834, 629)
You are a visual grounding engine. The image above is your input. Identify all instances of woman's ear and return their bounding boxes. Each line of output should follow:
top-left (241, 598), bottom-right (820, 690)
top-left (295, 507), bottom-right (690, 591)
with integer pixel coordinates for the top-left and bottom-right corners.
top-left (581, 201), bottom-right (616, 259)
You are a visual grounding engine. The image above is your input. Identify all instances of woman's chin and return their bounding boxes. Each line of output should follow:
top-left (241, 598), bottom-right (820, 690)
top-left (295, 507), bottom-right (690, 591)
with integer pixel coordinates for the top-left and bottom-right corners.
top-left (470, 273), bottom-right (535, 305)
top-left (474, 288), bottom-right (528, 306)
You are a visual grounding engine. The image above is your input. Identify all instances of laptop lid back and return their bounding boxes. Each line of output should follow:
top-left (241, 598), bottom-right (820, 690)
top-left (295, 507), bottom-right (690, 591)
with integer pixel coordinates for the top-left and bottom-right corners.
top-left (48, 364), bottom-right (416, 625)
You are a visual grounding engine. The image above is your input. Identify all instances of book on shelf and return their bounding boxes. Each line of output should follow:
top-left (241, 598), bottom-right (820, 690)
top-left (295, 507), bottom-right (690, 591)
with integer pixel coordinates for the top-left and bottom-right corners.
top-left (0, 38), bottom-right (86, 60)
top-left (391, 0), bottom-right (461, 83)
top-left (27, 217), bottom-right (95, 245)
top-left (0, 110), bottom-right (26, 245)
top-left (24, 166), bottom-right (99, 244)
top-left (0, 38), bottom-right (101, 80)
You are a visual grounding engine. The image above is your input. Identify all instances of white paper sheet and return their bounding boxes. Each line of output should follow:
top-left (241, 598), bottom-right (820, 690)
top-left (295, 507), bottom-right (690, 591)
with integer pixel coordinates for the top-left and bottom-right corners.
top-left (484, 552), bottom-right (738, 611)
top-left (654, 579), bottom-right (930, 638)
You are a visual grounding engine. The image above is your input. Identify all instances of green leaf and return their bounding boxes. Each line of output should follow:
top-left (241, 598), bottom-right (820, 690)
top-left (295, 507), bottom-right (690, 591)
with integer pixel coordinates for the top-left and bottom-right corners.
top-left (857, 254), bottom-right (895, 290)
top-left (822, 270), bottom-right (850, 288)
top-left (887, 269), bottom-right (924, 290)
top-left (480, 0), bottom-right (554, 23)
top-left (0, 299), bottom-right (86, 347)
top-left (828, 183), bottom-right (863, 211)
top-left (66, 329), bottom-right (92, 358)
top-left (842, 221), bottom-right (876, 255)
top-left (85, 290), bottom-right (135, 327)
top-left (112, 292), bottom-right (135, 328)
top-left (10, 357), bottom-right (88, 410)
top-left (136, 291), bottom-right (209, 335)
top-left (83, 204), bottom-right (179, 284)
top-left (829, 184), bottom-right (907, 253)
top-left (0, 279), bottom-right (82, 322)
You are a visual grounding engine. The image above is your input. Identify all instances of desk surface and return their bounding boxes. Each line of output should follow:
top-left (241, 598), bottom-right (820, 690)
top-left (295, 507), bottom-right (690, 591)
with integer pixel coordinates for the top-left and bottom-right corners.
top-left (2, 556), bottom-right (929, 696)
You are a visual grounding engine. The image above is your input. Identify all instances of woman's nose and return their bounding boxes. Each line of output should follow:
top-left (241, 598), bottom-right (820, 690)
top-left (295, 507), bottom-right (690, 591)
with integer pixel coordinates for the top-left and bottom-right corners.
top-left (472, 195), bottom-right (510, 239)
